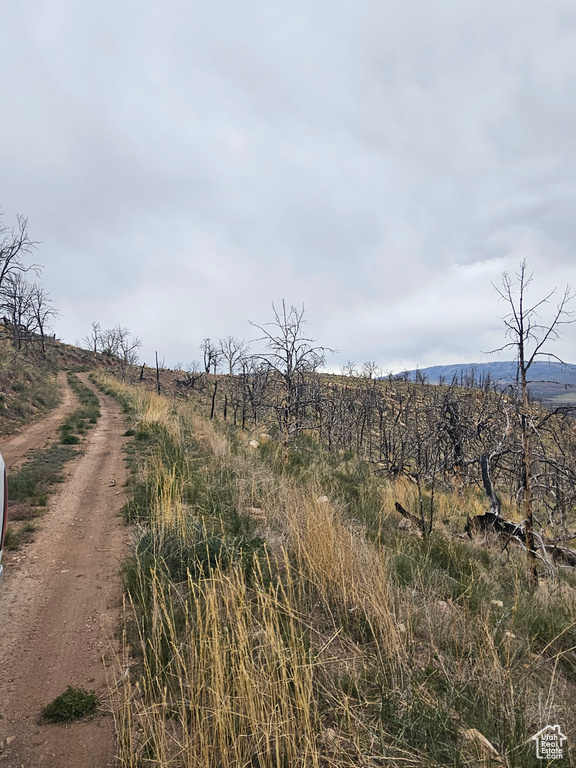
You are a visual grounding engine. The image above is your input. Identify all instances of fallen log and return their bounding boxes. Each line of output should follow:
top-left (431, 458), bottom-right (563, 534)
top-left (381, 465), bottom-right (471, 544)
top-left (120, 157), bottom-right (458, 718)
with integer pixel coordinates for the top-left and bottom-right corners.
top-left (545, 543), bottom-right (576, 568)
top-left (465, 512), bottom-right (524, 541)
top-left (465, 513), bottom-right (576, 568)
top-left (395, 501), bottom-right (424, 532)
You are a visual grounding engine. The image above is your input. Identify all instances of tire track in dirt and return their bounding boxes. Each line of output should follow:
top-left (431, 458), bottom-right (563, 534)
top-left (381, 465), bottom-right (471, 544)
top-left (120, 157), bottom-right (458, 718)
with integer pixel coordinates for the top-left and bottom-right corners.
top-left (0, 374), bottom-right (128, 767)
top-left (2, 371), bottom-right (77, 470)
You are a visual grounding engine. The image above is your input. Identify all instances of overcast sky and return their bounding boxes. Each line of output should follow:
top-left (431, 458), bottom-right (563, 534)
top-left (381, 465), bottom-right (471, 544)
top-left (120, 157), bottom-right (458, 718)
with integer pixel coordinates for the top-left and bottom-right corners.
top-left (2, 0), bottom-right (576, 372)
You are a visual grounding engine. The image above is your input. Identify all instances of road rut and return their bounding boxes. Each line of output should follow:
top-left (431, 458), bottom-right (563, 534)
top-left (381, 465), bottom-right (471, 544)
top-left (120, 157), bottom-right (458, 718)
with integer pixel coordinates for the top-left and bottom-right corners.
top-left (0, 373), bottom-right (127, 767)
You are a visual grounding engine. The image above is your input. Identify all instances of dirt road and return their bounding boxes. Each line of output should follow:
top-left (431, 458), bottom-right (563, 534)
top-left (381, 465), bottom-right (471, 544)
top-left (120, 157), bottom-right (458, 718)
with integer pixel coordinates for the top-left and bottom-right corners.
top-left (2, 371), bottom-right (77, 470)
top-left (0, 373), bottom-right (127, 767)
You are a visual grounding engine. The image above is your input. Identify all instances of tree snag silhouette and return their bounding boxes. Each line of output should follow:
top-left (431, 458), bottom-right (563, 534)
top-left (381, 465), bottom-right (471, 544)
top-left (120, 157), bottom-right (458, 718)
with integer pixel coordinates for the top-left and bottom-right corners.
top-left (492, 260), bottom-right (574, 586)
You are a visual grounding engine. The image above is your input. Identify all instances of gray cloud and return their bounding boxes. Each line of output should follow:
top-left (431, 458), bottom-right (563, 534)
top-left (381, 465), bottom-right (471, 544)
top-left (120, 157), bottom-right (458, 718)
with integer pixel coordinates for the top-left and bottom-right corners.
top-left (1, 0), bottom-right (576, 370)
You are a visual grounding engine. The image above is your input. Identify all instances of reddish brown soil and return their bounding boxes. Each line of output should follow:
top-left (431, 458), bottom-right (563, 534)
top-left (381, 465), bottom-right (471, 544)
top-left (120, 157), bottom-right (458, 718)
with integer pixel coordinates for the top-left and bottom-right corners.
top-left (0, 373), bottom-right (127, 767)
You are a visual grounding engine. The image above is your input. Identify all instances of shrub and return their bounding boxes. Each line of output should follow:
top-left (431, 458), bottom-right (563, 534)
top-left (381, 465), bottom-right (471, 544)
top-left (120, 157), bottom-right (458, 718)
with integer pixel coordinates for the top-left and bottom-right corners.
top-left (42, 686), bottom-right (99, 722)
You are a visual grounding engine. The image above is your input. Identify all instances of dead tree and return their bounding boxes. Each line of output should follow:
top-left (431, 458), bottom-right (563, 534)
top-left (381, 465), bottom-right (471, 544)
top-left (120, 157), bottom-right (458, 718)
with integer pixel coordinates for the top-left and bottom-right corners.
top-left (0, 273), bottom-right (36, 352)
top-left (199, 338), bottom-right (221, 375)
top-left (491, 260), bottom-right (574, 585)
top-left (175, 362), bottom-right (205, 390)
top-left (117, 327), bottom-right (142, 372)
top-left (250, 302), bottom-right (333, 455)
top-left (0, 213), bottom-right (40, 292)
top-left (83, 321), bottom-right (102, 354)
top-left (480, 454), bottom-right (502, 517)
top-left (29, 284), bottom-right (58, 355)
top-left (219, 336), bottom-right (250, 376)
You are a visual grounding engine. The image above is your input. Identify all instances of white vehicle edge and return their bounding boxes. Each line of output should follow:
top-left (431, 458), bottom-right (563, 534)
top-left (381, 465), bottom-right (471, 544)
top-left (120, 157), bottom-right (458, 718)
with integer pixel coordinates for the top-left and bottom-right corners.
top-left (0, 453), bottom-right (6, 587)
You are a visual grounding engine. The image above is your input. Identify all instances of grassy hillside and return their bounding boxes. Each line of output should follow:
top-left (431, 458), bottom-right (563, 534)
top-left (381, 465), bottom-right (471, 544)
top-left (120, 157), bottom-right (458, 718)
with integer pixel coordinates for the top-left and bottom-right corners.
top-left (97, 372), bottom-right (576, 768)
top-left (0, 332), bottom-right (130, 436)
top-left (0, 338), bottom-right (60, 435)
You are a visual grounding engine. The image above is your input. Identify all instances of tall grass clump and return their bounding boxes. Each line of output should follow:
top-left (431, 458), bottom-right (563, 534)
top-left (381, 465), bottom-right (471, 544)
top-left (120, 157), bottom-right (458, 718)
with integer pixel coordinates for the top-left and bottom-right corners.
top-left (116, 561), bottom-right (331, 768)
top-left (274, 484), bottom-right (401, 650)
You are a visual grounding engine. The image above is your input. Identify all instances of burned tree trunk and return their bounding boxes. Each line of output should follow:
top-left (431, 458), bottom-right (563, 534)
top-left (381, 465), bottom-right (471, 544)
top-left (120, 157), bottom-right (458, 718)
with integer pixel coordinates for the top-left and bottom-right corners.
top-left (480, 454), bottom-right (501, 516)
top-left (210, 380), bottom-right (218, 420)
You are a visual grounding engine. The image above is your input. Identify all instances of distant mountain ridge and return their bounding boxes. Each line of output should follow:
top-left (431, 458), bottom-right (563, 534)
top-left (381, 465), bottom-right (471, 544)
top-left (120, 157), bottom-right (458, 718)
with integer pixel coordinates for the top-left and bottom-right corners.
top-left (400, 361), bottom-right (576, 405)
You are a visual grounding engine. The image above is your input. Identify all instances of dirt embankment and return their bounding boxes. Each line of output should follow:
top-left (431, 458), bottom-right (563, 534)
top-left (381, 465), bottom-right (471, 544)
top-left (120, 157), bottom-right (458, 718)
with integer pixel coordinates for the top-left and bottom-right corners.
top-left (0, 373), bottom-right (128, 768)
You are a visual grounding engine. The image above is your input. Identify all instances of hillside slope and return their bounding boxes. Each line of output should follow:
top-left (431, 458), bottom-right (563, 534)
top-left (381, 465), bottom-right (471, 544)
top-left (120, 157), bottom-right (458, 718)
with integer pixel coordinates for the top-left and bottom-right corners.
top-left (0, 334), bottom-right (128, 436)
top-left (99, 371), bottom-right (576, 768)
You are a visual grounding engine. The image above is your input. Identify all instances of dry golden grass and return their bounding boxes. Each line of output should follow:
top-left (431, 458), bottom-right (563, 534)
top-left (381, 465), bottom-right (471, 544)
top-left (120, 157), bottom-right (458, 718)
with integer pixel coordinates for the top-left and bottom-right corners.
top-left (273, 485), bottom-right (402, 654)
top-left (114, 562), bottom-right (331, 768)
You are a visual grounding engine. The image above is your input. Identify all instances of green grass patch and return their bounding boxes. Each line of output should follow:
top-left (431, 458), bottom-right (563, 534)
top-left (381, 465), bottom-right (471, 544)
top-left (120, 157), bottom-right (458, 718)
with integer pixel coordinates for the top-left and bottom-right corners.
top-left (58, 374), bottom-right (100, 444)
top-left (8, 443), bottom-right (81, 505)
top-left (390, 531), bottom-right (497, 608)
top-left (129, 524), bottom-right (265, 587)
top-left (60, 431), bottom-right (81, 444)
top-left (4, 525), bottom-right (20, 550)
top-left (42, 686), bottom-right (99, 723)
top-left (3, 522), bottom-right (37, 550)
